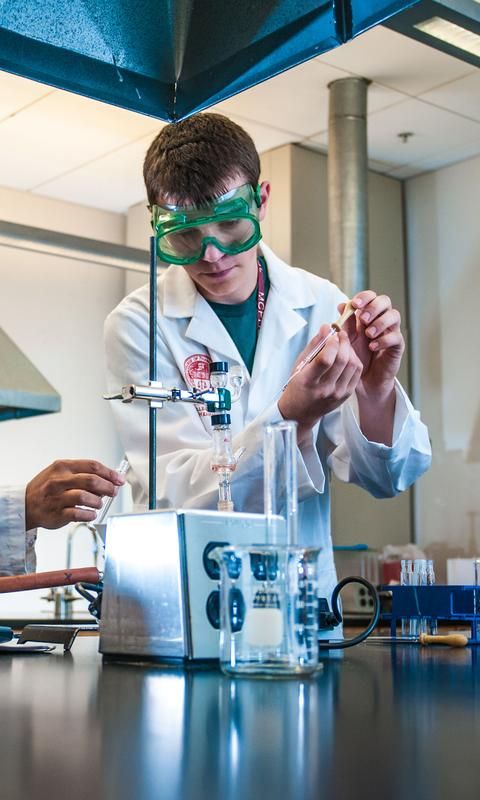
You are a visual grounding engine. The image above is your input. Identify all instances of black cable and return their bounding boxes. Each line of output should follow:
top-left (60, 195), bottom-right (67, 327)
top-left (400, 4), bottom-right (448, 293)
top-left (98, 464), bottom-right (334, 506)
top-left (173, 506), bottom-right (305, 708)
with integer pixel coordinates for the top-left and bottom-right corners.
top-left (318, 576), bottom-right (380, 650)
top-left (75, 581), bottom-right (103, 620)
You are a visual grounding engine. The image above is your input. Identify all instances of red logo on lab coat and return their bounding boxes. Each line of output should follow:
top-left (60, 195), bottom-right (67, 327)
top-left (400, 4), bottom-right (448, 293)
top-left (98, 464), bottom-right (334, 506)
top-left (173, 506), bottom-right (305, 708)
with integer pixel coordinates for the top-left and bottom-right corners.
top-left (184, 354), bottom-right (212, 392)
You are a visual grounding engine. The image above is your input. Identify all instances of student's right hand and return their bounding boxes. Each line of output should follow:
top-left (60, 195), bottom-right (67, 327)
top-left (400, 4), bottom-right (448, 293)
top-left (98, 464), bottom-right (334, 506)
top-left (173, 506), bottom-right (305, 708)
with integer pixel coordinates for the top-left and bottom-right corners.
top-left (278, 325), bottom-right (363, 444)
top-left (25, 459), bottom-right (126, 530)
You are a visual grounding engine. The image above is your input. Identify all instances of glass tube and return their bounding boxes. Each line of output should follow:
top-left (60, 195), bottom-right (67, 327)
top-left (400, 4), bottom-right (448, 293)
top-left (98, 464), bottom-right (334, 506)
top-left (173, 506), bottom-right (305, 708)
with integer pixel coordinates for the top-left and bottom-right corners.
top-left (410, 559), bottom-right (428, 637)
top-left (400, 559), bottom-right (413, 637)
top-left (426, 559), bottom-right (437, 634)
top-left (474, 559), bottom-right (480, 641)
top-left (211, 416), bottom-right (236, 512)
top-left (94, 457), bottom-right (130, 525)
top-left (263, 420), bottom-right (298, 545)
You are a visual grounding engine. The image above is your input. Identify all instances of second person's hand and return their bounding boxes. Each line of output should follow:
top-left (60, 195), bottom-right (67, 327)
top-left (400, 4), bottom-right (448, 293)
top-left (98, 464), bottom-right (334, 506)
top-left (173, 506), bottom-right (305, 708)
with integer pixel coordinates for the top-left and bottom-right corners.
top-left (25, 459), bottom-right (126, 531)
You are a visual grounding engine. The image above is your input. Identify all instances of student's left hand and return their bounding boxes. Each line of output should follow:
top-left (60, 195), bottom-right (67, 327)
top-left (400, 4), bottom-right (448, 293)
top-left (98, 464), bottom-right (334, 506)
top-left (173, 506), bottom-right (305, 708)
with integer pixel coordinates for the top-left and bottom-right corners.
top-left (342, 290), bottom-right (405, 397)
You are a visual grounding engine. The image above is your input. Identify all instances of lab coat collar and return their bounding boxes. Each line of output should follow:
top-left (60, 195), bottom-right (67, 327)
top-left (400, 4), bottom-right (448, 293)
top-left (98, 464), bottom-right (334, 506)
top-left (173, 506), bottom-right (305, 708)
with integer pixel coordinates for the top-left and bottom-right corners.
top-left (162, 264), bottom-right (198, 318)
top-left (161, 266), bottom-right (242, 361)
top-left (161, 242), bottom-right (317, 318)
top-left (259, 242), bottom-right (317, 310)
top-left (160, 242), bottom-right (317, 365)
top-left (249, 243), bottom-right (315, 387)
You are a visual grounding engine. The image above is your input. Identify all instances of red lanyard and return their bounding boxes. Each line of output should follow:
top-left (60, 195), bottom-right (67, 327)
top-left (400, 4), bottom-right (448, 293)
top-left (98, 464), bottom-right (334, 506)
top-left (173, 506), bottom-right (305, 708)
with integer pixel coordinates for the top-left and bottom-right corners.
top-left (257, 258), bottom-right (265, 332)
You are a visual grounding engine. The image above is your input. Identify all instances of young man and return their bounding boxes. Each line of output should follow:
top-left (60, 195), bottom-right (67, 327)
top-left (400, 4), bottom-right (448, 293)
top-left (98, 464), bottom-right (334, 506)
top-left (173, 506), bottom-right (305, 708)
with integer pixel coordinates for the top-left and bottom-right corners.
top-left (104, 112), bottom-right (431, 606)
top-left (0, 459), bottom-right (125, 575)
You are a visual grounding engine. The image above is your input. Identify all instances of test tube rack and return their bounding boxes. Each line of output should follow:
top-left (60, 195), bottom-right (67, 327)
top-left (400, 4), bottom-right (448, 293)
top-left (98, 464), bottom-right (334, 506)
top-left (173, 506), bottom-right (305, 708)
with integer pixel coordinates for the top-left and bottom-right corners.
top-left (381, 585), bottom-right (480, 643)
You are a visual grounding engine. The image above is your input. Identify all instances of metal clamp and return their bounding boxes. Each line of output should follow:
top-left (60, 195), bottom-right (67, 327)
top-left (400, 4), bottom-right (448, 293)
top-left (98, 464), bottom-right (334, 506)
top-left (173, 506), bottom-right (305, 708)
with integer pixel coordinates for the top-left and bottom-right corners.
top-left (17, 624), bottom-right (99, 652)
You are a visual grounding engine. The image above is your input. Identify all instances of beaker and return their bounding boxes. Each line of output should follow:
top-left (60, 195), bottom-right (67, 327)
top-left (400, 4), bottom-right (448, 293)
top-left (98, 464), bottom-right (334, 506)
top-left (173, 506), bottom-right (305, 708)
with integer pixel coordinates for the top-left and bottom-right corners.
top-left (213, 544), bottom-right (321, 677)
top-left (263, 420), bottom-right (298, 545)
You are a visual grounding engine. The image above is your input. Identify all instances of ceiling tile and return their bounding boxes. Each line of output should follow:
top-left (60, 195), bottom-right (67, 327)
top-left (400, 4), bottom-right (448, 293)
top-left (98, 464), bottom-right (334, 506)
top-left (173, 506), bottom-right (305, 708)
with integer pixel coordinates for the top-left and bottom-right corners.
top-left (33, 131), bottom-right (160, 213)
top-left (367, 157), bottom-right (400, 174)
top-left (0, 88), bottom-right (159, 190)
top-left (213, 59), bottom-right (350, 138)
top-left (209, 109), bottom-right (298, 152)
top-left (385, 163), bottom-right (427, 180)
top-left (317, 26), bottom-right (475, 96)
top-left (302, 133), bottom-right (399, 175)
top-left (302, 137), bottom-right (328, 155)
top-left (365, 82), bottom-right (410, 115)
top-left (1, 24), bottom-right (480, 213)
top-left (306, 96), bottom-right (480, 176)
top-left (38, 112), bottom-right (295, 212)
top-left (359, 98), bottom-right (480, 165)
top-left (0, 72), bottom-right (53, 121)
top-left (419, 72), bottom-right (480, 123)
top-left (387, 139), bottom-right (480, 180)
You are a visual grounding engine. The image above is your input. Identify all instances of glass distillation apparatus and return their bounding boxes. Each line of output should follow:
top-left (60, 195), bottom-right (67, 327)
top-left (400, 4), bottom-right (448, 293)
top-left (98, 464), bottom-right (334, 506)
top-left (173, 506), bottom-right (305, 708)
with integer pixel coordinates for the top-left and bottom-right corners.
top-left (209, 362), bottom-right (245, 512)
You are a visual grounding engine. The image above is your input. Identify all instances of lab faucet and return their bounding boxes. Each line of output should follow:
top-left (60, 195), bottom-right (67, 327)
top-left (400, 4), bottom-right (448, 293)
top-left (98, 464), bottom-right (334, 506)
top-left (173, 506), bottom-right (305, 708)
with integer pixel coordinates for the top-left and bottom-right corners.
top-left (42, 458), bottom-right (129, 619)
top-left (42, 523), bottom-right (101, 619)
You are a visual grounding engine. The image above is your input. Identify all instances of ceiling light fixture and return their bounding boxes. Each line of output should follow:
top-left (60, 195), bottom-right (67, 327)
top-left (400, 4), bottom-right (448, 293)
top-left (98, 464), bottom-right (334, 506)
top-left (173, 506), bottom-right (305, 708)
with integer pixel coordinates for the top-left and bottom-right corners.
top-left (414, 16), bottom-right (480, 57)
top-left (385, 0), bottom-right (480, 68)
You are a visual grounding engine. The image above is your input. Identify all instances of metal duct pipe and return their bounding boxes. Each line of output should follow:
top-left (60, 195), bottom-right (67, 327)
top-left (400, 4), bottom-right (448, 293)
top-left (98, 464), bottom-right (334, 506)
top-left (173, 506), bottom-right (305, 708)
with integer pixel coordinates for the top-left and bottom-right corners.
top-left (327, 77), bottom-right (370, 298)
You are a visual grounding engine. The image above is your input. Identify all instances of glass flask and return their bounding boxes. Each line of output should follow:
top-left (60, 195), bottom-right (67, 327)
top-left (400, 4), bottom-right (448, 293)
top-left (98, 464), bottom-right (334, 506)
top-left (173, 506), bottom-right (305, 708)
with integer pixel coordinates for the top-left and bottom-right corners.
top-left (213, 544), bottom-right (321, 677)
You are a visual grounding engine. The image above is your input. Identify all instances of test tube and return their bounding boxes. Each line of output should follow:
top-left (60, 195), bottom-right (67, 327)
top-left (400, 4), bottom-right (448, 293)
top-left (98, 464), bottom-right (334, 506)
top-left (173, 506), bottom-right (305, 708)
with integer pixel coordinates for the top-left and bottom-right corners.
top-left (474, 559), bottom-right (480, 641)
top-left (426, 559), bottom-right (437, 634)
top-left (400, 559), bottom-right (413, 637)
top-left (410, 559), bottom-right (428, 637)
top-left (93, 457), bottom-right (129, 526)
top-left (263, 420), bottom-right (298, 545)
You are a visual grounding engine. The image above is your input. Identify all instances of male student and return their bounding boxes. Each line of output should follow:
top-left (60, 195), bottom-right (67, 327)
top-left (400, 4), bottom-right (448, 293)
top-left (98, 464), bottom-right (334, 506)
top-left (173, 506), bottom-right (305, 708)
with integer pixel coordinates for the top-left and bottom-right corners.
top-left (105, 113), bottom-right (431, 606)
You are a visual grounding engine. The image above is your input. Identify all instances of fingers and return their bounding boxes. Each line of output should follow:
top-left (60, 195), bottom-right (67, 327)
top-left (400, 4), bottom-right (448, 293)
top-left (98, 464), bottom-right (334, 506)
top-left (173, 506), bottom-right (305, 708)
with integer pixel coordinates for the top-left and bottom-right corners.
top-left (292, 323), bottom-right (333, 371)
top-left (328, 334), bottom-right (363, 395)
top-left (53, 459), bottom-right (126, 486)
top-left (291, 325), bottom-right (362, 390)
top-left (363, 307), bottom-right (400, 337)
top-left (49, 473), bottom-right (120, 499)
top-left (350, 293), bottom-right (398, 330)
top-left (56, 489), bottom-right (104, 511)
top-left (25, 459), bottom-right (126, 531)
top-left (306, 330), bottom-right (360, 385)
top-left (350, 290), bottom-right (378, 311)
top-left (368, 327), bottom-right (405, 354)
top-left (346, 293), bottom-right (403, 349)
top-left (58, 507), bottom-right (98, 525)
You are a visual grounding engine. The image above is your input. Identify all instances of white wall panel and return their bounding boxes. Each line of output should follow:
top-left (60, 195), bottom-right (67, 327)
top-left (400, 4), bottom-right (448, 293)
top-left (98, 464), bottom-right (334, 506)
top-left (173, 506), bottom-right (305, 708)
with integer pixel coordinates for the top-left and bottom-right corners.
top-left (406, 155), bottom-right (480, 573)
top-left (0, 242), bottom-right (126, 618)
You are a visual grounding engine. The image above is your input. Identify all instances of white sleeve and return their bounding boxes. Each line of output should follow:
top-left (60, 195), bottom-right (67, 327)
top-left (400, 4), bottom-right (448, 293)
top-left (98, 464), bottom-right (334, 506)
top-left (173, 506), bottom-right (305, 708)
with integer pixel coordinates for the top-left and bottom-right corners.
top-left (104, 305), bottom-right (322, 514)
top-left (321, 380), bottom-right (432, 498)
top-left (0, 486), bottom-right (37, 575)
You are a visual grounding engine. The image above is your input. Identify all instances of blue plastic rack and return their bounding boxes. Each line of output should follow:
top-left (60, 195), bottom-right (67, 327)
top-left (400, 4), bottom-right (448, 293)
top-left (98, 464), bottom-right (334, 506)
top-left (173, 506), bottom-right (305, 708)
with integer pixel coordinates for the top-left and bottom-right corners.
top-left (381, 585), bottom-right (480, 643)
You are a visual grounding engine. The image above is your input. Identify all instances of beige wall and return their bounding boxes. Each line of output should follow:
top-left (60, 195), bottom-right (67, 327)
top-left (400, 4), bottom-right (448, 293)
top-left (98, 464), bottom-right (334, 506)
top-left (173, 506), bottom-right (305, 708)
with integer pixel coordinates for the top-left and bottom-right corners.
top-left (406, 155), bottom-right (480, 577)
top-left (0, 185), bottom-right (125, 243)
top-left (261, 143), bottom-right (412, 549)
top-left (0, 190), bottom-right (127, 618)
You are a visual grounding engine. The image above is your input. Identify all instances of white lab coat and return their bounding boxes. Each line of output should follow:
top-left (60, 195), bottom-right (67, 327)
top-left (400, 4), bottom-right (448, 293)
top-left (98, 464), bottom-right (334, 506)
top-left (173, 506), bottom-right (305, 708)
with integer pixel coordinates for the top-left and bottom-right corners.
top-left (104, 243), bottom-right (431, 607)
top-left (0, 487), bottom-right (36, 575)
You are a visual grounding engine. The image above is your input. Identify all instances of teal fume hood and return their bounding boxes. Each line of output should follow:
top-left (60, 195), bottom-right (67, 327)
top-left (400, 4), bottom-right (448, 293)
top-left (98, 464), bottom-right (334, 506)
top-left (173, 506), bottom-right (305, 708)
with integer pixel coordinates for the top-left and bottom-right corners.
top-left (0, 0), bottom-right (420, 122)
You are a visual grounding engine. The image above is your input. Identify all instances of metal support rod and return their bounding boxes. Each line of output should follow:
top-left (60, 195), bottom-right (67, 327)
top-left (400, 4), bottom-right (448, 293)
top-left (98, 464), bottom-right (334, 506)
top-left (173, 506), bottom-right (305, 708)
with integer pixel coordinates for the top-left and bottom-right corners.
top-left (148, 236), bottom-right (157, 511)
top-left (327, 77), bottom-right (370, 298)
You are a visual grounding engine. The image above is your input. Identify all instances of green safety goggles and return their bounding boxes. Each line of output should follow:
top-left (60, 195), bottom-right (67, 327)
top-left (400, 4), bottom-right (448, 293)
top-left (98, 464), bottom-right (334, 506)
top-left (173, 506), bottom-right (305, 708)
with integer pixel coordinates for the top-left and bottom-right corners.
top-left (151, 183), bottom-right (262, 265)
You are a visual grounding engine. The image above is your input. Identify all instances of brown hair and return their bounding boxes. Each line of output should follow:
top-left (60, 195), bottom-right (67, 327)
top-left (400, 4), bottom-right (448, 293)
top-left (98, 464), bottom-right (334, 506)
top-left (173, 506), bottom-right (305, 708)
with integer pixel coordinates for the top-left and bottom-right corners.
top-left (143, 113), bottom-right (261, 207)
